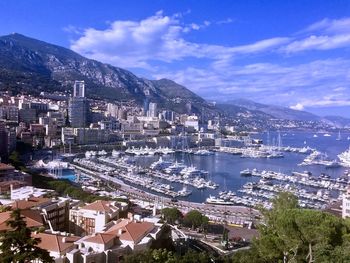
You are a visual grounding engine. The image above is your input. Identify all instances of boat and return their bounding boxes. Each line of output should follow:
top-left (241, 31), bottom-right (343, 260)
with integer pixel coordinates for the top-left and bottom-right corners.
top-left (164, 162), bottom-right (187, 174)
top-left (325, 160), bottom-right (341, 168)
top-left (267, 151), bottom-right (284, 158)
top-left (98, 150), bottom-right (107, 156)
top-left (180, 165), bottom-right (203, 178)
top-left (193, 149), bottom-right (214, 156)
top-left (313, 134), bottom-right (318, 138)
top-left (112, 150), bottom-right (121, 158)
top-left (177, 185), bottom-right (192, 196)
top-left (336, 131), bottom-right (342, 141)
top-left (205, 195), bottom-right (234, 205)
top-left (243, 182), bottom-right (257, 190)
top-left (338, 147), bottom-right (350, 167)
top-left (150, 157), bottom-right (173, 170)
top-left (324, 133), bottom-right (331, 137)
top-left (240, 169), bottom-right (252, 176)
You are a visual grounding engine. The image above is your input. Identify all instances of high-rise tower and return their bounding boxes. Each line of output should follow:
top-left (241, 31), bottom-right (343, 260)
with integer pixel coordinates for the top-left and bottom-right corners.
top-left (69, 81), bottom-right (89, 127)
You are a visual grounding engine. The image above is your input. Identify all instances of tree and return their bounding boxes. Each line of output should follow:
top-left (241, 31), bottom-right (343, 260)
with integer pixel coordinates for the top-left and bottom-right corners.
top-left (231, 192), bottom-right (350, 263)
top-left (0, 209), bottom-right (54, 263)
top-left (162, 208), bottom-right (182, 224)
top-left (123, 249), bottom-right (177, 263)
top-left (183, 210), bottom-right (209, 230)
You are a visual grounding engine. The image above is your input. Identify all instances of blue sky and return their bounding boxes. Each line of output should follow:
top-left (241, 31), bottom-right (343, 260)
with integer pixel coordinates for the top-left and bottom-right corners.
top-left (1, 0), bottom-right (350, 117)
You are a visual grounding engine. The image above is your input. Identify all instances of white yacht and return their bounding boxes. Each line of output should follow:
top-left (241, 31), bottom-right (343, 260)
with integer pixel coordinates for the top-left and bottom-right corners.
top-left (112, 150), bottom-right (121, 158)
top-left (336, 131), bottom-right (342, 141)
top-left (177, 185), bottom-right (192, 196)
top-left (205, 195), bottom-right (234, 205)
top-left (240, 169), bottom-right (252, 176)
top-left (164, 162), bottom-right (187, 174)
top-left (180, 166), bottom-right (203, 178)
top-left (150, 157), bottom-right (173, 170)
top-left (98, 150), bottom-right (107, 156)
top-left (193, 149), bottom-right (214, 156)
top-left (338, 147), bottom-right (350, 167)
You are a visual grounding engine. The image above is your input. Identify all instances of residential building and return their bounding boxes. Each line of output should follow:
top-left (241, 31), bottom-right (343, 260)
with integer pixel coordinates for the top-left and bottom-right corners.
top-left (107, 103), bottom-right (119, 119)
top-left (0, 209), bottom-right (43, 232)
top-left (0, 122), bottom-right (7, 159)
top-left (73, 80), bottom-right (85, 98)
top-left (342, 188), bottom-right (350, 218)
top-left (69, 200), bottom-right (127, 236)
top-left (34, 232), bottom-right (80, 263)
top-left (68, 97), bottom-right (90, 128)
top-left (148, 102), bottom-right (157, 118)
top-left (67, 218), bottom-right (163, 263)
top-left (19, 108), bottom-right (36, 124)
top-left (0, 163), bottom-right (32, 188)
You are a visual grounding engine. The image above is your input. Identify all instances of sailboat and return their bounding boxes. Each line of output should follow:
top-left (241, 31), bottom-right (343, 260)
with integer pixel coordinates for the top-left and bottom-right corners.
top-left (336, 131), bottom-right (342, 141)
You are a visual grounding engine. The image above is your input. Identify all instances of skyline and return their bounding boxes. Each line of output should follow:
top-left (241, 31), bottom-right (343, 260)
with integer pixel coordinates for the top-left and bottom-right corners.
top-left (1, 1), bottom-right (350, 117)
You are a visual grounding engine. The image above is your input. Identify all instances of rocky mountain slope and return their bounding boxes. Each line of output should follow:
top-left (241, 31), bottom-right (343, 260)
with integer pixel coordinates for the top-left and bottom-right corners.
top-left (0, 33), bottom-right (210, 113)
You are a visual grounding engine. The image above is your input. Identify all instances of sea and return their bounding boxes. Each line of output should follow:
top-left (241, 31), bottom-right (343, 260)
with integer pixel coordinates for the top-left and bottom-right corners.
top-left (64, 131), bottom-right (350, 203)
top-left (132, 131), bottom-right (350, 203)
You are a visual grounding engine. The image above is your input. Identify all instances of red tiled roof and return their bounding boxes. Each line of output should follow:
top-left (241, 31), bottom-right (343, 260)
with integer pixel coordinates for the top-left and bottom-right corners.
top-left (33, 232), bottom-right (79, 253)
top-left (106, 220), bottom-right (155, 242)
top-left (81, 200), bottom-right (118, 213)
top-left (0, 209), bottom-right (43, 231)
top-left (84, 233), bottom-right (116, 245)
top-left (10, 197), bottom-right (51, 210)
top-left (0, 163), bottom-right (14, 171)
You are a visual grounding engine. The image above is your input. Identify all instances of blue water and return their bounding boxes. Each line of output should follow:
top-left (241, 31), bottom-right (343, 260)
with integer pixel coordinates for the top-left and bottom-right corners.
top-left (133, 131), bottom-right (350, 203)
top-left (60, 169), bottom-right (76, 181)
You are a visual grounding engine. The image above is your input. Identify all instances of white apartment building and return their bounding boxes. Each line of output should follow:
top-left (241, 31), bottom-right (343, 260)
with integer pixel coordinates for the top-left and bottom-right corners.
top-left (69, 200), bottom-right (128, 236)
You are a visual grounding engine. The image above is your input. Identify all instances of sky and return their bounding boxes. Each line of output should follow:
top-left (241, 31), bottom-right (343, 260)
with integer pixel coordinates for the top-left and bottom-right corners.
top-left (0, 0), bottom-right (350, 117)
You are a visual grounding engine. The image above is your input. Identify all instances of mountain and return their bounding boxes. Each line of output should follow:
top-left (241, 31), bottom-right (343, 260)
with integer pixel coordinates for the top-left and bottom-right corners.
top-left (323, 116), bottom-right (350, 128)
top-left (0, 33), bottom-right (210, 113)
top-left (226, 99), bottom-right (322, 122)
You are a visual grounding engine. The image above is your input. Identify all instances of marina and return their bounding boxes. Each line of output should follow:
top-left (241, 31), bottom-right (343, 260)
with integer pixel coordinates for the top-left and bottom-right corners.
top-left (46, 131), bottom-right (350, 206)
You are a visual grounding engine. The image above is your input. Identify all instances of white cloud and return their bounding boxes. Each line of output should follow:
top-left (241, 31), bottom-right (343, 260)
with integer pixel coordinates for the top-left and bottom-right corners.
top-left (290, 103), bottom-right (304, 110)
top-left (153, 58), bottom-right (350, 106)
top-left (63, 25), bottom-right (83, 35)
top-left (304, 18), bottom-right (350, 34)
top-left (283, 17), bottom-right (350, 53)
top-left (67, 14), bottom-right (350, 109)
top-left (284, 34), bottom-right (350, 53)
top-left (216, 18), bottom-right (234, 25)
top-left (70, 12), bottom-right (290, 69)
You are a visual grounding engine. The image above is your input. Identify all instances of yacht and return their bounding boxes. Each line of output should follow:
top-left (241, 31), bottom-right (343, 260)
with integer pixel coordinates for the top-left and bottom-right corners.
top-left (336, 131), bottom-right (342, 141)
top-left (243, 182), bottom-right (257, 190)
top-left (325, 160), bottom-right (341, 168)
top-left (193, 149), bottom-right (214, 156)
top-left (338, 147), bottom-right (350, 167)
top-left (267, 151), bottom-right (284, 158)
top-left (112, 150), bottom-right (121, 158)
top-left (98, 150), bottom-right (107, 156)
top-left (205, 195), bottom-right (234, 205)
top-left (177, 185), bottom-right (192, 196)
top-left (240, 169), bottom-right (252, 176)
top-left (164, 162), bottom-right (187, 174)
top-left (180, 166), bottom-right (203, 178)
top-left (150, 157), bottom-right (173, 170)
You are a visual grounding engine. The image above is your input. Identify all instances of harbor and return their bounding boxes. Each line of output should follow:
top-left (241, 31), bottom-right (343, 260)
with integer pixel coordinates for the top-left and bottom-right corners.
top-left (38, 131), bottom-right (350, 207)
